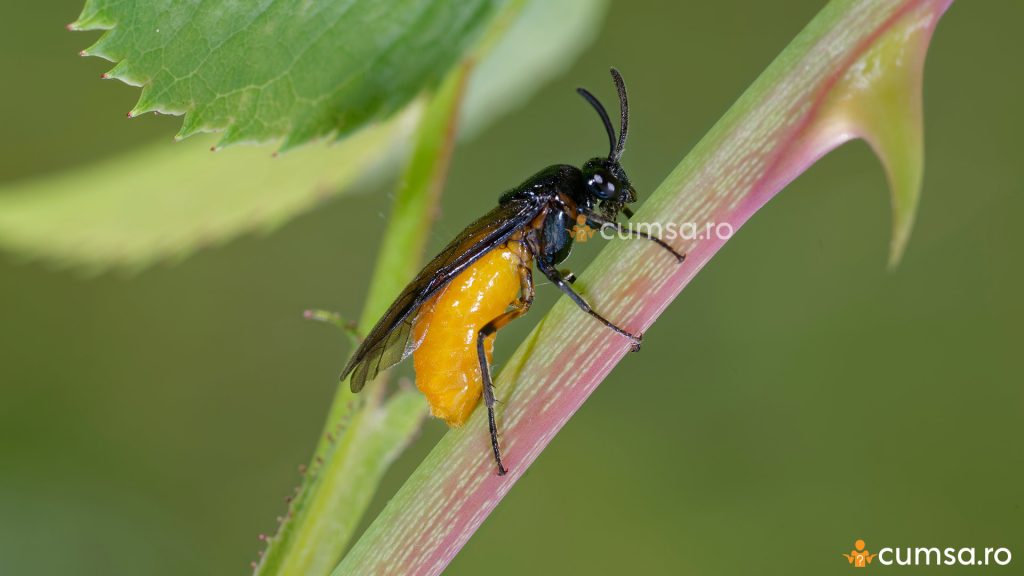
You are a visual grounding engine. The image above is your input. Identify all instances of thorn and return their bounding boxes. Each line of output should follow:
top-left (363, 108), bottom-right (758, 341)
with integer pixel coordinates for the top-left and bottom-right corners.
top-left (126, 111), bottom-right (135, 119)
top-left (80, 50), bottom-right (88, 57)
top-left (276, 516), bottom-right (284, 523)
top-left (257, 550), bottom-right (264, 557)
top-left (210, 145), bottom-right (218, 152)
top-left (100, 72), bottom-right (109, 79)
top-left (315, 456), bottom-right (324, 465)
top-left (257, 534), bottom-right (267, 541)
top-left (326, 432), bottom-right (336, 443)
top-left (284, 496), bottom-right (293, 504)
top-left (66, 23), bottom-right (76, 31)
top-left (298, 464), bottom-right (307, 475)
top-left (250, 561), bottom-right (258, 569)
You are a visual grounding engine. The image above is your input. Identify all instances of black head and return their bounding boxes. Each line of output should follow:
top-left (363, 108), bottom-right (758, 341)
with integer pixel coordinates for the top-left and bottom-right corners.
top-left (577, 68), bottom-right (637, 219)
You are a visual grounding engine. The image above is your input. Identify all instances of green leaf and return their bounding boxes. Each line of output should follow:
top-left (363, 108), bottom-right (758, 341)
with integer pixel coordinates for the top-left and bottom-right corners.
top-left (0, 115), bottom-right (412, 272)
top-left (333, 0), bottom-right (952, 573)
top-left (0, 0), bottom-right (606, 271)
top-left (72, 0), bottom-right (503, 149)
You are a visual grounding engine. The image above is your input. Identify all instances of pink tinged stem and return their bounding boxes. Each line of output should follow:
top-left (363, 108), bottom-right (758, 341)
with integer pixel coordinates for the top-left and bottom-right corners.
top-left (333, 1), bottom-right (953, 574)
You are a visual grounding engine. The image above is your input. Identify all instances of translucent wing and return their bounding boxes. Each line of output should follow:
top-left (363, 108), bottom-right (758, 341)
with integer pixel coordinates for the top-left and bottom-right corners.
top-left (340, 196), bottom-right (543, 392)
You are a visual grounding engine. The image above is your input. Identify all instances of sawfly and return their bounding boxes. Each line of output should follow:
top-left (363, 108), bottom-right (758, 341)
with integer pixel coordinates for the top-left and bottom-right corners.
top-left (340, 69), bottom-right (685, 475)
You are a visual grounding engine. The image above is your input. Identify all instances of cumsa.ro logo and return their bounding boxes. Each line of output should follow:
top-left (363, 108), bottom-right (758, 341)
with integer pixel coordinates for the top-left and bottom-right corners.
top-left (842, 539), bottom-right (1012, 568)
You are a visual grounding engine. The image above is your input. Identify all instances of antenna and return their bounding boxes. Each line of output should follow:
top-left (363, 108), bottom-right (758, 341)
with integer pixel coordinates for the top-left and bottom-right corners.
top-left (576, 87), bottom-right (616, 159)
top-left (610, 68), bottom-right (629, 161)
top-left (577, 68), bottom-right (630, 161)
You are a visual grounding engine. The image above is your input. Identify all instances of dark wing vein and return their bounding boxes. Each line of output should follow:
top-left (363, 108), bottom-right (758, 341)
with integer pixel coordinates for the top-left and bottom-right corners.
top-left (340, 196), bottom-right (543, 392)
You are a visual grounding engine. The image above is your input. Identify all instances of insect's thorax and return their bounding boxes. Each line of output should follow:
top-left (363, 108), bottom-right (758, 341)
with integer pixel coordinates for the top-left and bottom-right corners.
top-left (500, 163), bottom-right (593, 267)
top-left (410, 242), bottom-right (532, 426)
top-left (500, 163), bottom-right (591, 209)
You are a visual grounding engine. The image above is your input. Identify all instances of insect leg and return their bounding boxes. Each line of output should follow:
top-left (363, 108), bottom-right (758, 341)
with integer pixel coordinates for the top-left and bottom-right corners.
top-left (535, 257), bottom-right (642, 351)
top-left (558, 268), bottom-right (577, 284)
top-left (584, 211), bottom-right (686, 263)
top-left (477, 265), bottom-right (535, 476)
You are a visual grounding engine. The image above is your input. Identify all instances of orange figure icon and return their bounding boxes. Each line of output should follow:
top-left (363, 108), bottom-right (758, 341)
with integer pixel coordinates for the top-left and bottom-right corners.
top-left (571, 214), bottom-right (595, 242)
top-left (843, 539), bottom-right (877, 568)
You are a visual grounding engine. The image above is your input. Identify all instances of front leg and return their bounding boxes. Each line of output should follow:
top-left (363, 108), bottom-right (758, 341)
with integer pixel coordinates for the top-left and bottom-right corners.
top-left (534, 257), bottom-right (642, 351)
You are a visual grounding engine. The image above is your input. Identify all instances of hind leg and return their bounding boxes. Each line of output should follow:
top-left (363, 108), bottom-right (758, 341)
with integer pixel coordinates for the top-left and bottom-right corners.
top-left (476, 265), bottom-right (534, 476)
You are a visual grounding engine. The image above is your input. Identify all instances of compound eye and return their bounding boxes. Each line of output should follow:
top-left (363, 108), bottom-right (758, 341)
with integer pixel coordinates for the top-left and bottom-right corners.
top-left (589, 171), bottom-right (618, 199)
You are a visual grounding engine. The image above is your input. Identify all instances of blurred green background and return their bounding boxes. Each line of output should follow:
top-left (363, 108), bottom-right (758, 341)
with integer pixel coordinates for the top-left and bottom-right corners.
top-left (1, 1), bottom-right (1021, 575)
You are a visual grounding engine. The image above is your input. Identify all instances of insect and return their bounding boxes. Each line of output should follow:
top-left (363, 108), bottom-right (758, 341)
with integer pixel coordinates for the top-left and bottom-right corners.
top-left (339, 68), bottom-right (685, 475)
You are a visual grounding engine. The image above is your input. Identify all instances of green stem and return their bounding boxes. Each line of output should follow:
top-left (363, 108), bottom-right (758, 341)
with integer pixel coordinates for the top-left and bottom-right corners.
top-left (253, 61), bottom-right (472, 576)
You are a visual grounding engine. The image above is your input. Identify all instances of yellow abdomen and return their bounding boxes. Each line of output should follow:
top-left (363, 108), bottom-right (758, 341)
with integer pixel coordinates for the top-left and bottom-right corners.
top-left (411, 244), bottom-right (527, 426)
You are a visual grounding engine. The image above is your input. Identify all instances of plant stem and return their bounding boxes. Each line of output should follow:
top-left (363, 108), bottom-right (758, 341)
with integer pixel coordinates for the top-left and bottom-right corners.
top-left (253, 61), bottom-right (472, 576)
